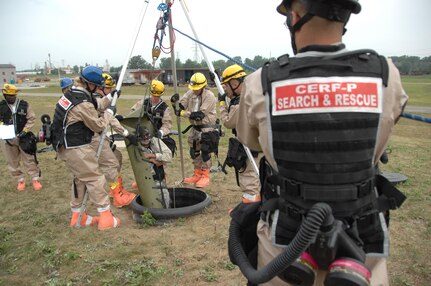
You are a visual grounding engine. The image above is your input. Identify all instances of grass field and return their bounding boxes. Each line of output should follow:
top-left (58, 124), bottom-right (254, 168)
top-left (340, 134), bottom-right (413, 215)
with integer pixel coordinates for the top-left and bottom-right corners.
top-left (0, 76), bottom-right (430, 285)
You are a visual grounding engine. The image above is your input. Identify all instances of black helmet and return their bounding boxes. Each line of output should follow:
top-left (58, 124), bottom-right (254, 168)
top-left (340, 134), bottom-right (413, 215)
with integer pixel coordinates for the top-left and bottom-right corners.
top-left (277, 0), bottom-right (361, 22)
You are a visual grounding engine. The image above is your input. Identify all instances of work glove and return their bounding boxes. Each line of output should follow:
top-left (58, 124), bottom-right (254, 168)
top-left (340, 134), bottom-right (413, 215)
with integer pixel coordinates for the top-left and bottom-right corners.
top-left (218, 93), bottom-right (226, 102)
top-left (156, 130), bottom-right (164, 138)
top-left (209, 70), bottom-right (220, 82)
top-left (126, 134), bottom-right (138, 145)
top-left (106, 105), bottom-right (117, 115)
top-left (17, 129), bottom-right (28, 138)
top-left (115, 114), bottom-right (124, 122)
top-left (111, 89), bottom-right (121, 99)
top-left (170, 93), bottom-right (179, 103)
top-left (189, 111), bottom-right (205, 121)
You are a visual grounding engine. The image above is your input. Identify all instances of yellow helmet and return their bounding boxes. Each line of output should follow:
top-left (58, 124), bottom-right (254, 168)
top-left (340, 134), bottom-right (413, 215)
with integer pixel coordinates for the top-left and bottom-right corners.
top-left (221, 64), bottom-right (246, 84)
top-left (150, 80), bottom-right (165, 96)
top-left (2, 84), bottom-right (18, 95)
top-left (188, 72), bottom-right (207, 90)
top-left (102, 73), bottom-right (116, 88)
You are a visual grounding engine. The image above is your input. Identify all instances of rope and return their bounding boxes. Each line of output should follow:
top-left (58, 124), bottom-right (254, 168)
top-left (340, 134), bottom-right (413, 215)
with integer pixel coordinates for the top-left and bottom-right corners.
top-left (165, 11), bottom-right (428, 124)
top-left (401, 112), bottom-right (431, 124)
top-left (166, 24), bottom-right (257, 71)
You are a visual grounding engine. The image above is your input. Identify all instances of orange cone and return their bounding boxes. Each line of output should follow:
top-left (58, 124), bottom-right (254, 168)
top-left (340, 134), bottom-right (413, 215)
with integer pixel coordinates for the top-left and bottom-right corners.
top-left (195, 169), bottom-right (210, 188)
top-left (183, 169), bottom-right (201, 185)
top-left (97, 208), bottom-right (120, 230)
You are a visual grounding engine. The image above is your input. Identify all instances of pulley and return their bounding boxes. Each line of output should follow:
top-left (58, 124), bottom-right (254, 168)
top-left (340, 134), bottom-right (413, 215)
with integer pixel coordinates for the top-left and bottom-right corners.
top-left (152, 46), bottom-right (161, 61)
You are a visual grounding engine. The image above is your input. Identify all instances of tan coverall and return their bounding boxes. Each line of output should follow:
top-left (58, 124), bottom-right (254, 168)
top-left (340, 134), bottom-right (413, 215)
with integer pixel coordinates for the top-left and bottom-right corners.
top-left (57, 87), bottom-right (113, 209)
top-left (179, 88), bottom-right (217, 169)
top-left (237, 50), bottom-right (408, 286)
top-left (89, 95), bottom-right (127, 182)
top-left (220, 101), bottom-right (260, 200)
top-left (0, 101), bottom-right (40, 181)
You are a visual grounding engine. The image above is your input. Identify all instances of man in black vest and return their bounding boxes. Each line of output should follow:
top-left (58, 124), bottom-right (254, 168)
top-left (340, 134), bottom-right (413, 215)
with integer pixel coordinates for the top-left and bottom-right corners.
top-left (51, 66), bottom-right (119, 230)
top-left (233, 1), bottom-right (409, 285)
top-left (129, 79), bottom-right (176, 189)
top-left (0, 84), bottom-right (42, 191)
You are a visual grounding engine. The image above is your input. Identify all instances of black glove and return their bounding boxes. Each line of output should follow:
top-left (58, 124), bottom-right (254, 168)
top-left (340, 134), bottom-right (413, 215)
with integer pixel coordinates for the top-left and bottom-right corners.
top-left (209, 72), bottom-right (215, 82)
top-left (111, 89), bottom-right (121, 99)
top-left (115, 114), bottom-right (124, 122)
top-left (126, 134), bottom-right (138, 145)
top-left (209, 71), bottom-right (220, 82)
top-left (170, 93), bottom-right (179, 103)
top-left (380, 151), bottom-right (389, 164)
top-left (189, 111), bottom-right (205, 121)
top-left (17, 130), bottom-right (27, 138)
top-left (218, 93), bottom-right (226, 102)
top-left (107, 105), bottom-right (117, 115)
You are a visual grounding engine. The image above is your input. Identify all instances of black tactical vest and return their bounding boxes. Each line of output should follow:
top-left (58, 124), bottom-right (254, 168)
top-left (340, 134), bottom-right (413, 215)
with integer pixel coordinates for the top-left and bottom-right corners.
top-left (51, 89), bottom-right (94, 150)
top-left (144, 98), bottom-right (168, 131)
top-left (0, 99), bottom-right (28, 134)
top-left (259, 49), bottom-right (405, 253)
top-left (228, 95), bottom-right (240, 136)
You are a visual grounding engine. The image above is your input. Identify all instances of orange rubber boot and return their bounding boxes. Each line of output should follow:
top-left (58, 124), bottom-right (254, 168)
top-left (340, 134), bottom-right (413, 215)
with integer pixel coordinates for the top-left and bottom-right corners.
top-left (183, 169), bottom-right (201, 185)
top-left (97, 208), bottom-right (120, 230)
top-left (32, 179), bottom-right (42, 191)
top-left (110, 181), bottom-right (136, 208)
top-left (70, 210), bottom-right (99, 227)
top-left (195, 169), bottom-right (210, 188)
top-left (109, 176), bottom-right (123, 197)
top-left (242, 193), bottom-right (261, 204)
top-left (17, 181), bottom-right (26, 191)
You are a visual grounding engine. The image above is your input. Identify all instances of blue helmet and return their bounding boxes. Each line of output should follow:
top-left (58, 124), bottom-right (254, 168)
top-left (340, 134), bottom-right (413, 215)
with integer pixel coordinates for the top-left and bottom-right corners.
top-left (60, 78), bottom-right (74, 90)
top-left (80, 66), bottom-right (105, 87)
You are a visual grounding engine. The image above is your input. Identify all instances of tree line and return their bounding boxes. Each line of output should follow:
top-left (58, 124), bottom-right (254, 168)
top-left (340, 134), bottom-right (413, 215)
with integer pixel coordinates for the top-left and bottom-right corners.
top-left (29, 54), bottom-right (431, 76)
top-left (118, 54), bottom-right (431, 76)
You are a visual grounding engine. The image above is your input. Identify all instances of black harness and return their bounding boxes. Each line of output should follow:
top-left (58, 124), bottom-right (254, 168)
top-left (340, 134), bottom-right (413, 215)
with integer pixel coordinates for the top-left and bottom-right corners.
top-left (143, 98), bottom-right (168, 130)
top-left (259, 49), bottom-right (405, 253)
top-left (51, 89), bottom-right (94, 151)
top-left (0, 99), bottom-right (28, 135)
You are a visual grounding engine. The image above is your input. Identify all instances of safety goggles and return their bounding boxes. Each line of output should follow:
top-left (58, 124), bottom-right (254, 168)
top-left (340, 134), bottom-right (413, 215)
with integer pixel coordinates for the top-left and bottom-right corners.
top-left (189, 80), bottom-right (206, 86)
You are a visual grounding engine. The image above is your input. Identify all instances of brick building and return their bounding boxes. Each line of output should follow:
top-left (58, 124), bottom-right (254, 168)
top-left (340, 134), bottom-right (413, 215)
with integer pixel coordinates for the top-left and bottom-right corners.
top-left (0, 64), bottom-right (17, 84)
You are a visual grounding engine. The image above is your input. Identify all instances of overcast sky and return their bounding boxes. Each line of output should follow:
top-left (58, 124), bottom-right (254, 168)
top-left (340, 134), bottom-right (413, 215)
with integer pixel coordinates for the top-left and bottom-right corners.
top-left (1, 0), bottom-right (430, 71)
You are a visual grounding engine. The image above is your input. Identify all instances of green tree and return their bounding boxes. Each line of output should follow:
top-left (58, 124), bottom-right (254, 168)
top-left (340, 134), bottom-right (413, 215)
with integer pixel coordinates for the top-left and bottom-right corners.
top-left (158, 57), bottom-right (183, 69)
top-left (184, 59), bottom-right (201, 68)
top-left (128, 55), bottom-right (152, 69)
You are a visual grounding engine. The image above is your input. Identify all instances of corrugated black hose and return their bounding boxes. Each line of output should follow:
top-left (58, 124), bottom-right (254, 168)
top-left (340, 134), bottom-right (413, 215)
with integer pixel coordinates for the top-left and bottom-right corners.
top-left (228, 203), bottom-right (332, 285)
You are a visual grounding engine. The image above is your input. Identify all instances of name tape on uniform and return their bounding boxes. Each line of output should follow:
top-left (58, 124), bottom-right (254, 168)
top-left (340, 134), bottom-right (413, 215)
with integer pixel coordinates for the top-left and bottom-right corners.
top-left (58, 95), bottom-right (72, 110)
top-left (272, 77), bottom-right (383, 116)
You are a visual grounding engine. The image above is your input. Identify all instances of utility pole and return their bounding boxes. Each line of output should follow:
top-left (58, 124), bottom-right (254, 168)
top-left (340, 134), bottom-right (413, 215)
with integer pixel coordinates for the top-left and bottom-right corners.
top-left (48, 53), bottom-right (52, 74)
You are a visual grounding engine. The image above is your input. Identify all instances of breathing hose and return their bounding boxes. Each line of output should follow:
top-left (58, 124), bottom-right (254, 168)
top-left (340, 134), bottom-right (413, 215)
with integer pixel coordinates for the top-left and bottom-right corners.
top-left (228, 202), bottom-right (333, 285)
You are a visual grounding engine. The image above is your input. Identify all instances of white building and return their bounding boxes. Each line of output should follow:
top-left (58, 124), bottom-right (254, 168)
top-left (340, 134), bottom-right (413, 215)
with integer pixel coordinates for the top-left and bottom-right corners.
top-left (0, 64), bottom-right (17, 84)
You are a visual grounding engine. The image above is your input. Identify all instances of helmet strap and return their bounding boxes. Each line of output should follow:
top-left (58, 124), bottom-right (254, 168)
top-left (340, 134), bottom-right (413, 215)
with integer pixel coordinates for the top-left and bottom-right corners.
top-left (85, 82), bottom-right (97, 94)
top-left (228, 78), bottom-right (243, 97)
top-left (286, 12), bottom-right (314, 54)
